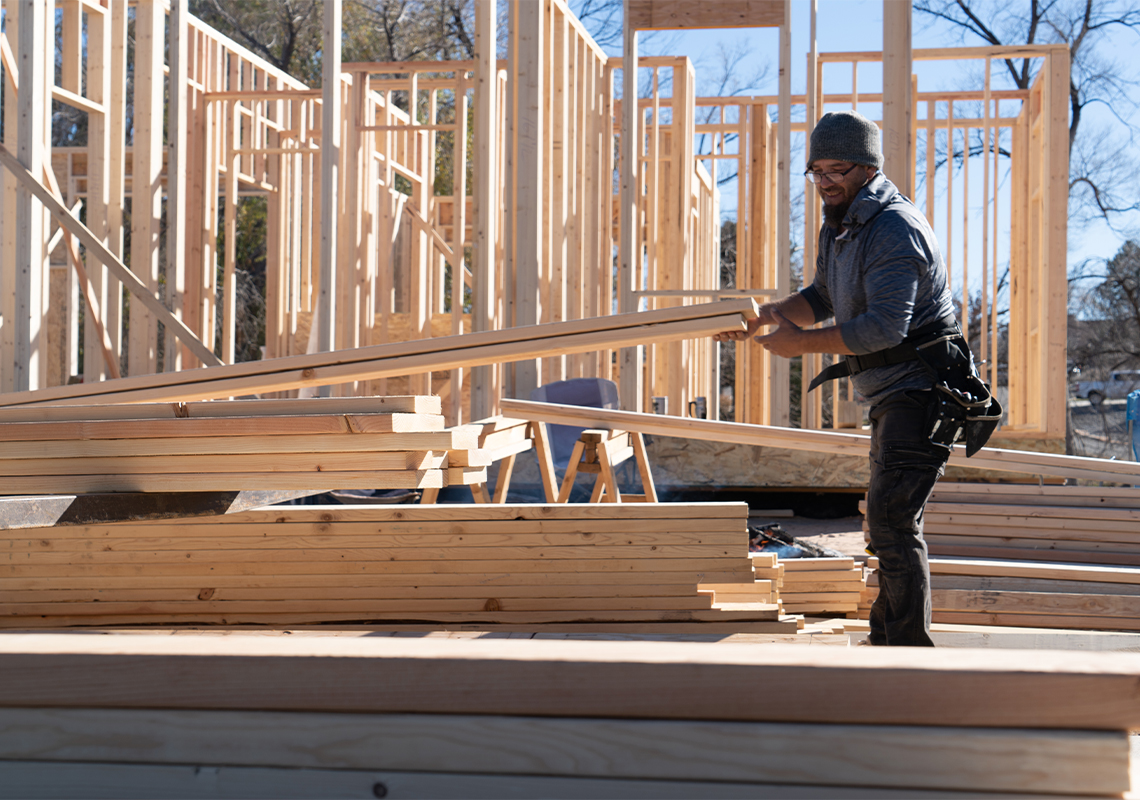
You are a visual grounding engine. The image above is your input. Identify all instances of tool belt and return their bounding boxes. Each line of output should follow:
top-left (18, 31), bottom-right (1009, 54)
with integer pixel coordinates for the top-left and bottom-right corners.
top-left (808, 314), bottom-right (1003, 457)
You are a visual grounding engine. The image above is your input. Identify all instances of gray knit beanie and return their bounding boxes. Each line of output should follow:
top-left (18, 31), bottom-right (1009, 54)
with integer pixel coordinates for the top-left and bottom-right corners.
top-left (807, 111), bottom-right (883, 169)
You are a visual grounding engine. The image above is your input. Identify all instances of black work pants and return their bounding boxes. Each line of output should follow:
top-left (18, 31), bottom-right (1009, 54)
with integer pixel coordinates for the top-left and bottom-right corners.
top-left (865, 389), bottom-right (948, 647)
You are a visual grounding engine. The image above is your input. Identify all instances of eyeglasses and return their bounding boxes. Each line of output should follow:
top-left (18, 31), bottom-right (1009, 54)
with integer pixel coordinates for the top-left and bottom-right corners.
top-left (804, 164), bottom-right (859, 184)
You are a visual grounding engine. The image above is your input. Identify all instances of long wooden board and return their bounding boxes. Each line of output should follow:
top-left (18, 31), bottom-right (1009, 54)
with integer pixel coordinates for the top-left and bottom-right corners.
top-left (931, 610), bottom-right (1140, 633)
top-left (0, 395), bottom-right (443, 422)
top-left (0, 303), bottom-right (756, 407)
top-left (0, 451), bottom-right (447, 477)
top-left (0, 558), bottom-right (758, 578)
top-left (2, 634), bottom-right (1139, 729)
top-left (933, 589), bottom-right (1140, 618)
top-left (500, 399), bottom-right (1140, 482)
top-left (0, 471), bottom-right (445, 494)
top-left (924, 533), bottom-right (1140, 555)
top-left (929, 558), bottom-right (1140, 585)
top-left (3, 529), bottom-right (744, 549)
top-left (0, 431), bottom-right (479, 459)
top-left (926, 544), bottom-right (1140, 567)
top-left (0, 707), bottom-right (1126, 795)
top-left (925, 501), bottom-right (1140, 522)
top-left (2, 544), bottom-right (747, 565)
top-left (181, 502), bottom-right (752, 523)
top-left (0, 412), bottom-right (445, 441)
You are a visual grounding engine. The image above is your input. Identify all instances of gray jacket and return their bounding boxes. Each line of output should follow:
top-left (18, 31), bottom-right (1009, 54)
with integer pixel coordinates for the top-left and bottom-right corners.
top-left (800, 173), bottom-right (955, 405)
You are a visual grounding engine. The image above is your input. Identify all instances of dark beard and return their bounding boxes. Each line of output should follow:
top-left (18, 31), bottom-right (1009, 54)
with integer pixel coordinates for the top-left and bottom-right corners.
top-left (822, 198), bottom-right (853, 230)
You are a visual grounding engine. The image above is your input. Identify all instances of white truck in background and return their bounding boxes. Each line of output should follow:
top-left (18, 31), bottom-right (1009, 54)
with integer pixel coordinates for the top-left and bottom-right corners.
top-left (1074, 370), bottom-right (1140, 405)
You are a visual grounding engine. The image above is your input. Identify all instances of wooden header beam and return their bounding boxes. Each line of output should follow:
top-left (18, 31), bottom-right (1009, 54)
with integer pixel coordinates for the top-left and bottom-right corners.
top-left (626, 0), bottom-right (786, 30)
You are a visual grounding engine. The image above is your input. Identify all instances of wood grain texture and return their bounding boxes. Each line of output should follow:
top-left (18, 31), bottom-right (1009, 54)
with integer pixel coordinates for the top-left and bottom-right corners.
top-left (1, 634), bottom-right (1139, 729)
top-left (3, 760), bottom-right (1113, 799)
top-left (627, 1), bottom-right (786, 31)
top-left (0, 708), bottom-right (1127, 794)
top-left (500, 399), bottom-right (1140, 481)
top-left (0, 504), bottom-right (757, 628)
top-left (0, 302), bottom-right (756, 408)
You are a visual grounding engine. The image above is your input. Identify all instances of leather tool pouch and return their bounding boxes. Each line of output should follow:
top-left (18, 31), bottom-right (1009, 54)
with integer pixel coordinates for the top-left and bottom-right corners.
top-left (913, 334), bottom-right (1003, 456)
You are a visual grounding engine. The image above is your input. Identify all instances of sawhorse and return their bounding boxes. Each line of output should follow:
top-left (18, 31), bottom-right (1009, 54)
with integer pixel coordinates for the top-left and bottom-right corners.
top-left (556, 428), bottom-right (657, 503)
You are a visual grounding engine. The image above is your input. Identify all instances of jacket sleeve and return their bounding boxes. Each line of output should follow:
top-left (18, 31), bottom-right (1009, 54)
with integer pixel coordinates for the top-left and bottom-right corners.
top-left (799, 232), bottom-right (834, 323)
top-left (837, 211), bottom-right (929, 354)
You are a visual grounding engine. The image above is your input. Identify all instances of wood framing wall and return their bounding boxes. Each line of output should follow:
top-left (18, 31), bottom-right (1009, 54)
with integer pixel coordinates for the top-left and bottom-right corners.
top-left (0, 4), bottom-right (1069, 442)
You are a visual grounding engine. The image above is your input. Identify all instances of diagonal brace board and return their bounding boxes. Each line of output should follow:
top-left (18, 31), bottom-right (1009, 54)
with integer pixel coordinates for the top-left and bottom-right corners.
top-left (0, 142), bottom-right (223, 369)
top-left (498, 399), bottom-right (1140, 483)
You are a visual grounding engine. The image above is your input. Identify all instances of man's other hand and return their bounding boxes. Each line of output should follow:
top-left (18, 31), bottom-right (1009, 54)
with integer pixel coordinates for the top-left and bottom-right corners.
top-left (753, 309), bottom-right (806, 357)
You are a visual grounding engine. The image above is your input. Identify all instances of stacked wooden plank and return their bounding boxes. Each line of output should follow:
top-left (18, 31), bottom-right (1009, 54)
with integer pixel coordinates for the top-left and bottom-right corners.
top-left (424, 415), bottom-right (537, 503)
top-left (0, 502), bottom-right (801, 632)
top-left (699, 552), bottom-right (781, 609)
top-left (0, 396), bottom-right (480, 494)
top-left (862, 556), bottom-right (1140, 632)
top-left (0, 633), bottom-right (1135, 797)
top-left (703, 556), bottom-right (868, 617)
top-left (921, 483), bottom-right (1140, 565)
top-left (861, 483), bottom-right (1140, 565)
top-left (777, 557), bottom-right (865, 616)
top-left (0, 301), bottom-right (756, 408)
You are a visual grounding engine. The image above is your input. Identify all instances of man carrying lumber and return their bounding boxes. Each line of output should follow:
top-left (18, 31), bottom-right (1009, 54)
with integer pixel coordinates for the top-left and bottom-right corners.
top-left (717, 111), bottom-right (999, 647)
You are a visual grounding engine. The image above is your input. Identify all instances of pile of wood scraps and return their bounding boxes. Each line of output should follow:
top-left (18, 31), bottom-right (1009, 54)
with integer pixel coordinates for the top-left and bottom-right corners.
top-left (0, 502), bottom-right (801, 632)
top-left (0, 300), bottom-right (757, 408)
top-left (0, 396), bottom-right (474, 494)
top-left (0, 634), bottom-right (1135, 797)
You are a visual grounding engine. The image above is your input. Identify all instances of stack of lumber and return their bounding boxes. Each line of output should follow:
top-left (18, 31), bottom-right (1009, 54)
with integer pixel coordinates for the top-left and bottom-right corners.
top-left (861, 483), bottom-right (1140, 565)
top-left (699, 552), bottom-right (781, 609)
top-left (923, 483), bottom-right (1140, 565)
top-left (0, 396), bottom-right (477, 494)
top-left (862, 556), bottom-right (1140, 632)
top-left (703, 556), bottom-right (868, 617)
top-left (0, 633), bottom-right (1135, 797)
top-left (0, 300), bottom-right (756, 408)
top-left (0, 502), bottom-right (801, 632)
top-left (776, 557), bottom-right (866, 616)
top-left (424, 415), bottom-right (535, 503)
